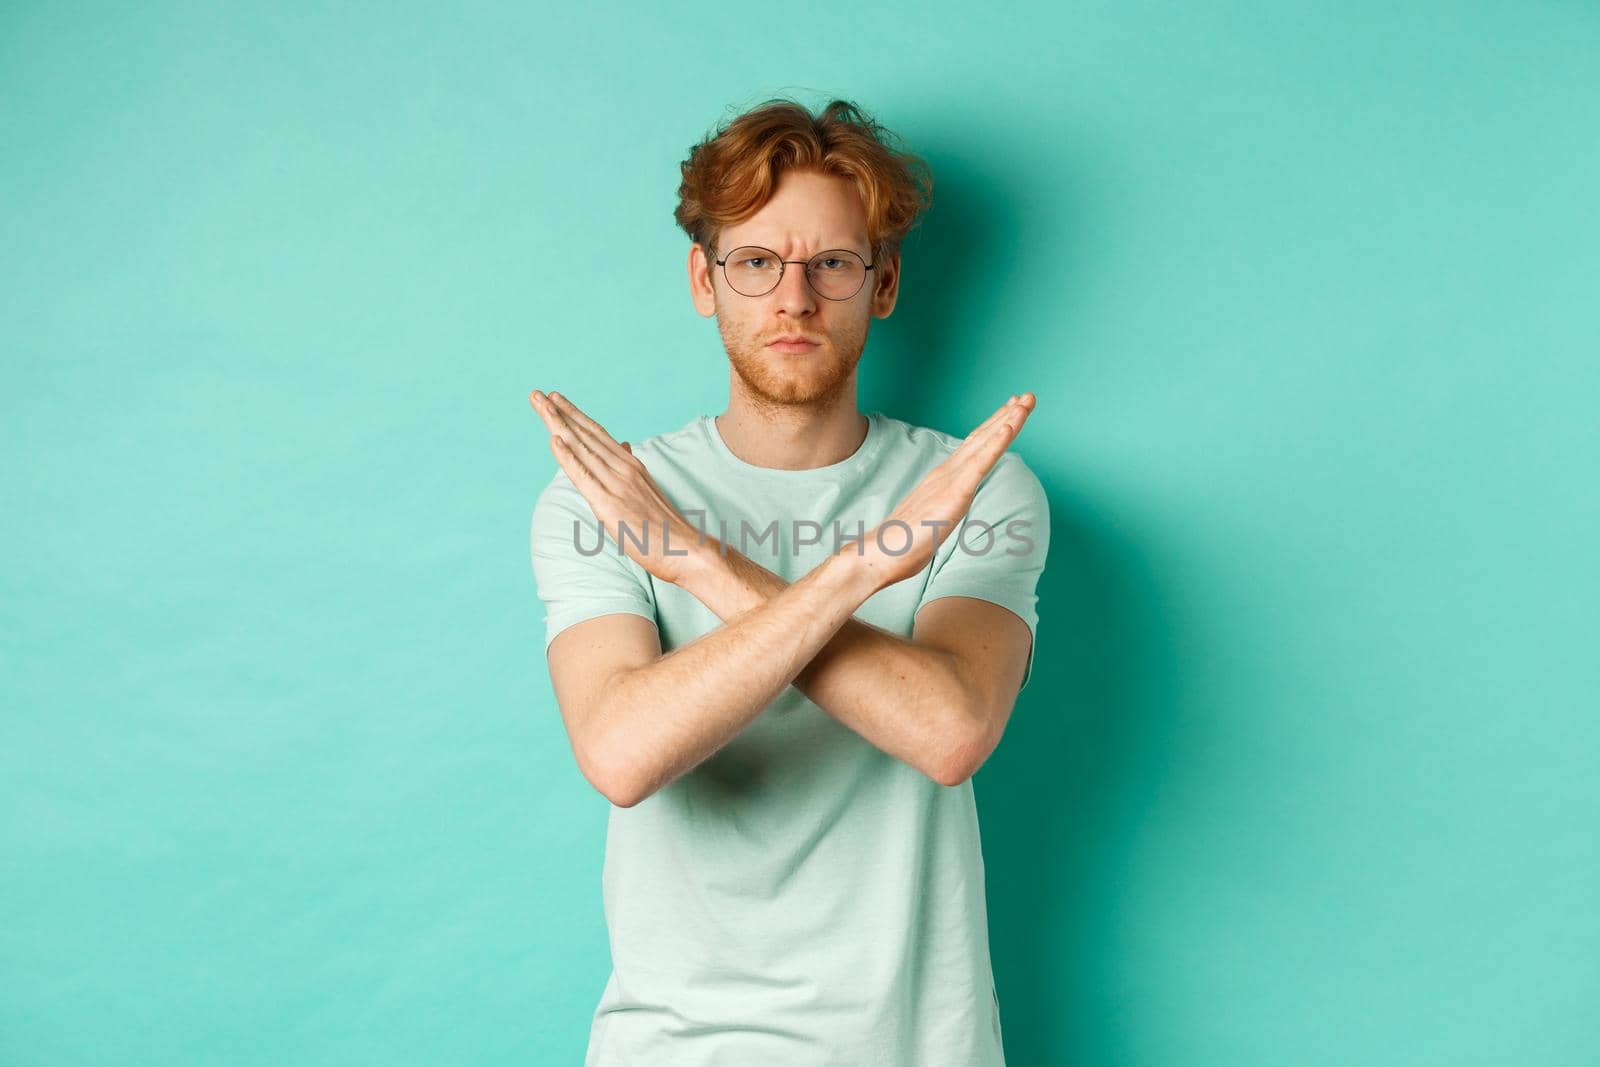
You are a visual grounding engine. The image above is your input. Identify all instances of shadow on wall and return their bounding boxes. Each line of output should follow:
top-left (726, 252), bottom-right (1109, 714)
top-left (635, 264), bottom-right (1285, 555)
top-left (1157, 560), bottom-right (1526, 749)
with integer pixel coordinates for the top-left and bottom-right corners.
top-left (977, 490), bottom-right (1171, 1066)
top-left (862, 126), bottom-right (1175, 1064)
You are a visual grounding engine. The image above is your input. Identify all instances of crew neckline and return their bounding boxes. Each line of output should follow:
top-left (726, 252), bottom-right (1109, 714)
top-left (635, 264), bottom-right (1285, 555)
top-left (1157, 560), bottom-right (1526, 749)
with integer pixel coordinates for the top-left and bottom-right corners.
top-left (701, 410), bottom-right (886, 479)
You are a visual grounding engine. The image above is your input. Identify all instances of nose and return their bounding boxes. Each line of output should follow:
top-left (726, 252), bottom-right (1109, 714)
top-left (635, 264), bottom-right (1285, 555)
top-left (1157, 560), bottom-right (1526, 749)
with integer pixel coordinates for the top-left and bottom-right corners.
top-left (773, 262), bottom-right (818, 315)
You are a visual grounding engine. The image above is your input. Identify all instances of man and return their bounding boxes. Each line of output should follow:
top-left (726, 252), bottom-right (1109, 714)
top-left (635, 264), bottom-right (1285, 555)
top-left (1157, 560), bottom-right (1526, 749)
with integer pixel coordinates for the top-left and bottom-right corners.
top-left (528, 98), bottom-right (1048, 1066)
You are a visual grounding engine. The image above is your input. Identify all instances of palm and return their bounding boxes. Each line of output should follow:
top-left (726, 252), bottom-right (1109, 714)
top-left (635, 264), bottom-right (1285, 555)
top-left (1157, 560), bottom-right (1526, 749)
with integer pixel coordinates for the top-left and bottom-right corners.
top-left (528, 389), bottom-right (707, 586)
top-left (852, 394), bottom-right (1036, 589)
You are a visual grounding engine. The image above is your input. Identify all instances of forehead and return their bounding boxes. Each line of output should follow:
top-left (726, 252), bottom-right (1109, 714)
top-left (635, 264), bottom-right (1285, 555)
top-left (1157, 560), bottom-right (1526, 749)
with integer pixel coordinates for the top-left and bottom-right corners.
top-left (721, 169), bottom-right (870, 252)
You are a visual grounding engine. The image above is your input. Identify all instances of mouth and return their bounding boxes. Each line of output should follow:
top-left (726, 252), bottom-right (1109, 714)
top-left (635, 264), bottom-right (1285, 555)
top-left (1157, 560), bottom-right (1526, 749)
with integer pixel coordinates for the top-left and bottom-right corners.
top-left (767, 336), bottom-right (822, 353)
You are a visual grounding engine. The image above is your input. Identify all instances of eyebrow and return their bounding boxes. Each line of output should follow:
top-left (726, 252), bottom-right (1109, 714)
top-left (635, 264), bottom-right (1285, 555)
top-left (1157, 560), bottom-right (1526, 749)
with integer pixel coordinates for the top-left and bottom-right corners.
top-left (728, 240), bottom-right (867, 255)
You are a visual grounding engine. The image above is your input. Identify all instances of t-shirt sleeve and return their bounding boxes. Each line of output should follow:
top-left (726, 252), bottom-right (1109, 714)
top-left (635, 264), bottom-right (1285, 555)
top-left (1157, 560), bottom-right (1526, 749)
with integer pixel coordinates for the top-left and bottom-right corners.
top-left (916, 451), bottom-right (1050, 693)
top-left (529, 469), bottom-right (659, 651)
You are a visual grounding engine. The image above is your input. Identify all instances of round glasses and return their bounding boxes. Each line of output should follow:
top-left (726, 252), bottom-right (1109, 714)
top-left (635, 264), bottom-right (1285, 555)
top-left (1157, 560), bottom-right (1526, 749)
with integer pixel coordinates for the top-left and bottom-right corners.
top-left (712, 245), bottom-right (876, 301)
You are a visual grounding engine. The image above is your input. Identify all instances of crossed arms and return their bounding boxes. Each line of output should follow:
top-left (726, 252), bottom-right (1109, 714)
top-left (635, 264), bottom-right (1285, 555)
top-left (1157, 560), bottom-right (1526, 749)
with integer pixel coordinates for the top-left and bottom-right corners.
top-left (529, 390), bottom-right (1038, 807)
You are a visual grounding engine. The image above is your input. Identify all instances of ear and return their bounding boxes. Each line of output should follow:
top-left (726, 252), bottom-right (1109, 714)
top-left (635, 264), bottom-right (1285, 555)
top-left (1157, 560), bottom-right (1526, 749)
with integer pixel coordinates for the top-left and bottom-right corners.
top-left (869, 250), bottom-right (900, 318)
top-left (688, 243), bottom-right (717, 318)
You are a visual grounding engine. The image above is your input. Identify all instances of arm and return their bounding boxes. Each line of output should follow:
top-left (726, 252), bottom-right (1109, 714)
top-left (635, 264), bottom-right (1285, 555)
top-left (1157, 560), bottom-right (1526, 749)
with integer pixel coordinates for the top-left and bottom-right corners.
top-left (678, 544), bottom-right (1032, 785)
top-left (528, 388), bottom-right (1034, 801)
top-left (552, 548), bottom-right (879, 808)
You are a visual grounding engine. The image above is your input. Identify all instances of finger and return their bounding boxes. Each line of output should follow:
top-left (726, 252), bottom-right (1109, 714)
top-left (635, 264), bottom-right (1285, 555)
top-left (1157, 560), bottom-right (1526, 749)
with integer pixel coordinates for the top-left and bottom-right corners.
top-left (530, 391), bottom-right (613, 487)
top-left (528, 390), bottom-right (568, 438)
top-left (963, 391), bottom-right (1036, 447)
top-left (528, 390), bottom-right (573, 449)
top-left (532, 391), bottom-right (630, 480)
top-left (544, 420), bottom-right (608, 501)
top-left (948, 393), bottom-right (1032, 467)
top-left (546, 390), bottom-right (618, 443)
top-left (979, 392), bottom-right (1034, 440)
top-left (947, 396), bottom-right (1037, 497)
top-left (979, 395), bottom-right (1035, 453)
top-left (998, 391), bottom-right (1035, 435)
top-left (964, 395), bottom-right (1020, 441)
top-left (531, 391), bottom-right (591, 466)
top-left (544, 391), bottom-right (636, 477)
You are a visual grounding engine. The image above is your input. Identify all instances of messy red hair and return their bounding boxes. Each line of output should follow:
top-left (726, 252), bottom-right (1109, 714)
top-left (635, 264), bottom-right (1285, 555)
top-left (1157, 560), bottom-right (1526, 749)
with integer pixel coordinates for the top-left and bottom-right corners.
top-left (674, 97), bottom-right (934, 269)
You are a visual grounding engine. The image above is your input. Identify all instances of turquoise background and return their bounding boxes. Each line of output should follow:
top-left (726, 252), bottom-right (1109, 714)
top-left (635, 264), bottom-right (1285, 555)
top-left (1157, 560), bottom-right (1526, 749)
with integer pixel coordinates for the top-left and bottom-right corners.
top-left (4, 3), bottom-right (1596, 1064)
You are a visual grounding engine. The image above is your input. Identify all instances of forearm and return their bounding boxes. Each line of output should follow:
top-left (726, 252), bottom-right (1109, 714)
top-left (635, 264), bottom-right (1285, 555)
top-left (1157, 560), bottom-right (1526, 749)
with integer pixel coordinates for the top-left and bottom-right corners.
top-left (680, 544), bottom-right (980, 785)
top-left (591, 549), bottom-right (877, 806)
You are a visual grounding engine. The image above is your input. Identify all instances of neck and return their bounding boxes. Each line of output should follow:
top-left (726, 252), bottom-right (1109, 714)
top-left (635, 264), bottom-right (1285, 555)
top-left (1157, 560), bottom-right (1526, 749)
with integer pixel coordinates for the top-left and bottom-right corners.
top-left (714, 392), bottom-right (868, 471)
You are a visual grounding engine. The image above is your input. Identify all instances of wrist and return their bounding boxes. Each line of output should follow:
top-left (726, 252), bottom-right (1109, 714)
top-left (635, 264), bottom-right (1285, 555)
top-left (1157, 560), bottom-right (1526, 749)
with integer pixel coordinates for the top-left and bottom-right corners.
top-left (673, 539), bottom-right (731, 592)
top-left (826, 543), bottom-right (886, 601)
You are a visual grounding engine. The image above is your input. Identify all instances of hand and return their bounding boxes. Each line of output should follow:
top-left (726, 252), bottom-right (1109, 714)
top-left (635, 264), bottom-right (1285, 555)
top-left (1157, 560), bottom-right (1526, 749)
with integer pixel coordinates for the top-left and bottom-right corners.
top-left (846, 392), bottom-right (1037, 592)
top-left (529, 389), bottom-right (714, 587)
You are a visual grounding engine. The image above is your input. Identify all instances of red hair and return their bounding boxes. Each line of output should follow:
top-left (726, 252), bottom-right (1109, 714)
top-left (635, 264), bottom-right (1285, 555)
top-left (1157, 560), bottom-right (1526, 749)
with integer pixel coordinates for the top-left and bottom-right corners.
top-left (674, 97), bottom-right (934, 268)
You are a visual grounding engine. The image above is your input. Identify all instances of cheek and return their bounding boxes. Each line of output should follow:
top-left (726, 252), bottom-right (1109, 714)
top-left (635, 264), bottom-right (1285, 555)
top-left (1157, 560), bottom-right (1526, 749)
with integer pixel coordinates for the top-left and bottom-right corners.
top-left (716, 314), bottom-right (760, 351)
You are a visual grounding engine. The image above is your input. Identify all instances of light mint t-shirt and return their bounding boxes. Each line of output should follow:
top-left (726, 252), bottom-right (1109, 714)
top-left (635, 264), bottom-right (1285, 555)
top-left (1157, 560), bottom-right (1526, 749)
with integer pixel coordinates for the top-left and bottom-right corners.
top-left (529, 409), bottom-right (1049, 1067)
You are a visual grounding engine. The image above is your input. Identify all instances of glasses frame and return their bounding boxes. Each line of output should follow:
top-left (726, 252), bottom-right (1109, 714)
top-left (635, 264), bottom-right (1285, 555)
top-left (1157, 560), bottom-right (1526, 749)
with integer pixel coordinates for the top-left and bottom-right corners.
top-left (711, 244), bottom-right (877, 301)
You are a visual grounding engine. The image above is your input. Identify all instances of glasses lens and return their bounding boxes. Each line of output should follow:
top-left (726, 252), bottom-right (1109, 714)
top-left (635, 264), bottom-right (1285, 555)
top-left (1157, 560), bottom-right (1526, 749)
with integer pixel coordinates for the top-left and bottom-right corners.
top-left (808, 250), bottom-right (867, 299)
top-left (724, 246), bottom-right (784, 296)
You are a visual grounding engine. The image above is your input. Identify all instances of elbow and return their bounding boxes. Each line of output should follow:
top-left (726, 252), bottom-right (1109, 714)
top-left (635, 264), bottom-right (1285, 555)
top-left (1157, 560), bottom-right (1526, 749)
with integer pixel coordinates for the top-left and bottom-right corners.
top-left (587, 767), bottom-right (646, 809)
top-left (925, 660), bottom-right (1000, 787)
top-left (930, 749), bottom-right (978, 788)
top-left (584, 749), bottom-right (651, 809)
top-left (573, 678), bottom-right (657, 808)
top-left (603, 781), bottom-right (647, 809)
top-left (593, 768), bottom-right (643, 808)
top-left (576, 735), bottom-right (636, 809)
top-left (577, 735), bottom-right (651, 809)
top-left (928, 718), bottom-right (991, 788)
